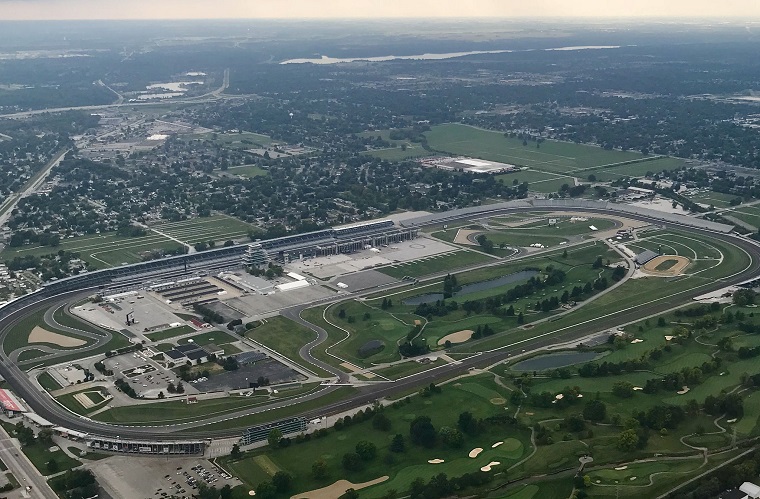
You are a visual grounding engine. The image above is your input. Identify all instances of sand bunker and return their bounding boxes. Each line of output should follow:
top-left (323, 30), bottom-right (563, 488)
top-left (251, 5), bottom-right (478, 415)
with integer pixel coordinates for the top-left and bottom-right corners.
top-left (428, 459), bottom-right (445, 464)
top-left (28, 326), bottom-right (86, 348)
top-left (480, 461), bottom-right (501, 472)
top-left (664, 335), bottom-right (674, 341)
top-left (453, 229), bottom-right (483, 246)
top-left (615, 466), bottom-right (628, 471)
top-left (73, 393), bottom-right (95, 409)
top-left (468, 448), bottom-right (483, 458)
top-left (677, 386), bottom-right (690, 395)
top-left (727, 418), bottom-right (738, 423)
top-left (642, 255), bottom-right (691, 277)
top-left (633, 387), bottom-right (644, 391)
top-left (490, 397), bottom-right (507, 405)
top-left (249, 491), bottom-right (256, 496)
top-left (438, 330), bottom-right (473, 346)
top-left (292, 477), bottom-right (389, 499)
top-left (631, 339), bottom-right (644, 344)
top-left (491, 442), bottom-right (503, 448)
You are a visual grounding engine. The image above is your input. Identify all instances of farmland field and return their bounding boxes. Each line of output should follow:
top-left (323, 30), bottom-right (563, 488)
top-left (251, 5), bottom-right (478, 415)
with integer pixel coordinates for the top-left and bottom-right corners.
top-left (425, 124), bottom-right (644, 174)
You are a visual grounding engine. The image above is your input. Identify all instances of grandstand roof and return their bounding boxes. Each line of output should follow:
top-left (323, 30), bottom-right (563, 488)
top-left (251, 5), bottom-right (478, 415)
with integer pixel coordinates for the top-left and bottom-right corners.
top-left (0, 389), bottom-right (26, 412)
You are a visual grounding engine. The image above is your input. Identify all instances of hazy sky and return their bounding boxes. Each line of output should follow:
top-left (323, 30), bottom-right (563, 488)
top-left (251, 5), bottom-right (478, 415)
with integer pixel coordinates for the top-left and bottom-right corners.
top-left (2, 0), bottom-right (760, 21)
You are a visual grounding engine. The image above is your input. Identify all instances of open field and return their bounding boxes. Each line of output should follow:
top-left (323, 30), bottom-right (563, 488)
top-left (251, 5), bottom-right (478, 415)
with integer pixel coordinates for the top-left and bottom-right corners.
top-left (245, 316), bottom-right (332, 377)
top-left (684, 190), bottom-right (740, 208)
top-left (0, 230), bottom-right (183, 268)
top-left (150, 214), bottom-right (258, 244)
top-left (92, 393), bottom-right (275, 424)
top-left (192, 131), bottom-right (273, 149)
top-left (590, 156), bottom-right (687, 181)
top-left (3, 309), bottom-right (95, 355)
top-left (145, 325), bottom-right (196, 342)
top-left (224, 165), bottom-right (269, 177)
top-left (21, 440), bottom-right (81, 475)
top-left (177, 330), bottom-right (238, 346)
top-left (725, 204), bottom-right (760, 228)
top-left (362, 145), bottom-right (433, 161)
top-left (425, 124), bottom-right (645, 174)
top-left (378, 250), bottom-right (493, 279)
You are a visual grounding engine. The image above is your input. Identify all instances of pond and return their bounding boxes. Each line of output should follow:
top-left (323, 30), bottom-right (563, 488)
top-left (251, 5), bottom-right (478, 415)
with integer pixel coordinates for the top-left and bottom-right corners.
top-left (403, 270), bottom-right (539, 306)
top-left (511, 350), bottom-right (607, 371)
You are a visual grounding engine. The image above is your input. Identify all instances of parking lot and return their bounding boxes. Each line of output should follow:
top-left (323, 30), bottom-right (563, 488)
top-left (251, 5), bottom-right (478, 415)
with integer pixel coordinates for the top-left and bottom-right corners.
top-left (102, 349), bottom-right (198, 398)
top-left (90, 455), bottom-right (243, 499)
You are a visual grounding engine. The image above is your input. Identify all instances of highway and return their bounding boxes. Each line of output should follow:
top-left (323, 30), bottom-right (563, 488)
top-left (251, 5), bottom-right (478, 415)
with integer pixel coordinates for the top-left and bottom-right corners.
top-left (0, 206), bottom-right (759, 442)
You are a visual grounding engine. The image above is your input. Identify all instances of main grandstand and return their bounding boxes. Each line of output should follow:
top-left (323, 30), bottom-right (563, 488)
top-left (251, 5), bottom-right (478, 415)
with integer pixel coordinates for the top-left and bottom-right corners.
top-left (243, 219), bottom-right (418, 265)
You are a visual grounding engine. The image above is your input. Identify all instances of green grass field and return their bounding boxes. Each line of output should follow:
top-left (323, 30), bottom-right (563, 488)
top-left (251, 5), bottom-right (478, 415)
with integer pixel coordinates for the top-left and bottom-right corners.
top-left (150, 214), bottom-right (259, 244)
top-left (362, 145), bottom-right (433, 161)
top-left (724, 204), bottom-right (760, 228)
top-left (145, 325), bottom-right (195, 342)
top-left (1, 231), bottom-right (183, 268)
top-left (177, 330), bottom-right (238, 346)
top-left (37, 371), bottom-right (62, 391)
top-left (224, 165), bottom-right (269, 177)
top-left (3, 309), bottom-right (95, 356)
top-left (590, 157), bottom-right (687, 182)
top-left (685, 190), bottom-right (740, 208)
top-left (192, 131), bottom-right (273, 149)
top-left (378, 250), bottom-right (493, 279)
top-left (245, 316), bottom-right (332, 377)
top-left (92, 394), bottom-right (274, 424)
top-left (22, 440), bottom-right (81, 475)
top-left (425, 124), bottom-right (645, 174)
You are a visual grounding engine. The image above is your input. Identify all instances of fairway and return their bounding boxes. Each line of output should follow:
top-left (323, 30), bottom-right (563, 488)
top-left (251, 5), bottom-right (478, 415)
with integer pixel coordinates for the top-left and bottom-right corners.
top-left (425, 124), bottom-right (645, 174)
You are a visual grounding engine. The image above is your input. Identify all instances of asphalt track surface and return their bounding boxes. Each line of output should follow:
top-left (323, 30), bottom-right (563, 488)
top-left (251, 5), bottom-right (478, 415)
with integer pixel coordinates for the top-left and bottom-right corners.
top-left (1, 207), bottom-right (759, 441)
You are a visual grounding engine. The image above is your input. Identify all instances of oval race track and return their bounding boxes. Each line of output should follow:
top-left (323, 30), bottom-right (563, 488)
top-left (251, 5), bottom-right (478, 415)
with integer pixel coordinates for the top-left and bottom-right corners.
top-left (1, 204), bottom-right (759, 441)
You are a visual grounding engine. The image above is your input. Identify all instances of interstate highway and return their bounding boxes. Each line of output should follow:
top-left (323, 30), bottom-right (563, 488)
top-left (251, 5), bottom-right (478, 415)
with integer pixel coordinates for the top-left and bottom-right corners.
top-left (0, 207), bottom-right (759, 441)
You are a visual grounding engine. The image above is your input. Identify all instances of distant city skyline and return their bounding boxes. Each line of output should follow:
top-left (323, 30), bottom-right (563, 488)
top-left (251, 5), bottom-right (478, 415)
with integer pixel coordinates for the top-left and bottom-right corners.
top-left (1, 0), bottom-right (760, 21)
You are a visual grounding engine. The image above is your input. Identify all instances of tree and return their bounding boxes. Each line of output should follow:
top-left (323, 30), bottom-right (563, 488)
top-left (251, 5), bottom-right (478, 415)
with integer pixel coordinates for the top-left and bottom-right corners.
top-left (390, 434), bottom-right (406, 453)
top-left (355, 441), bottom-right (377, 461)
top-left (167, 382), bottom-right (176, 393)
top-left (372, 413), bottom-right (392, 431)
top-left (220, 484), bottom-right (234, 499)
top-left (230, 443), bottom-right (242, 460)
top-left (46, 459), bottom-right (59, 474)
top-left (339, 489), bottom-right (360, 499)
top-left (38, 428), bottom-right (54, 446)
top-left (255, 481), bottom-right (277, 499)
top-left (562, 249), bottom-right (568, 258)
top-left (457, 411), bottom-right (477, 435)
top-left (14, 422), bottom-right (35, 447)
top-left (612, 381), bottom-right (634, 398)
top-left (617, 429), bottom-right (638, 452)
top-left (272, 471), bottom-right (292, 493)
top-left (409, 416), bottom-right (436, 447)
top-left (342, 452), bottom-right (363, 471)
top-left (517, 312), bottom-right (525, 325)
top-left (439, 426), bottom-right (464, 448)
top-left (267, 428), bottom-right (283, 448)
top-left (176, 381), bottom-right (184, 394)
top-left (583, 400), bottom-right (607, 422)
top-left (312, 459), bottom-right (329, 480)
top-left (158, 391), bottom-right (165, 399)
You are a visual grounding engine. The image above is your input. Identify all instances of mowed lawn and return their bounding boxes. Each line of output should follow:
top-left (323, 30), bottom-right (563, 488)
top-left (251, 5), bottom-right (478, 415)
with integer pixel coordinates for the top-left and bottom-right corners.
top-left (150, 214), bottom-right (259, 244)
top-left (246, 316), bottom-right (332, 376)
top-left (378, 250), bottom-right (493, 279)
top-left (425, 124), bottom-right (643, 174)
top-left (1, 231), bottom-right (182, 268)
